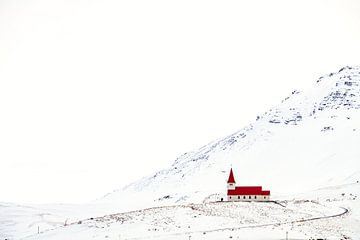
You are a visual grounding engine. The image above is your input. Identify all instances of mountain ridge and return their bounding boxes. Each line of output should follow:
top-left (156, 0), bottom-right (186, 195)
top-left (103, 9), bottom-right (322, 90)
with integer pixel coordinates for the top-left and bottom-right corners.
top-left (2, 66), bottom-right (360, 240)
top-left (101, 66), bottom-right (360, 208)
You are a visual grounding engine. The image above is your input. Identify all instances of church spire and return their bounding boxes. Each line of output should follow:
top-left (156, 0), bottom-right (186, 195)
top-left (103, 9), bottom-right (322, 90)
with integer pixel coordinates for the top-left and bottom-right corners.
top-left (227, 168), bottom-right (236, 183)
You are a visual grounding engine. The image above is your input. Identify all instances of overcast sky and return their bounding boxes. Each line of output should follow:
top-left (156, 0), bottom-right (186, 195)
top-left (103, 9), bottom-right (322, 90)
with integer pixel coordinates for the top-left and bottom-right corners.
top-left (1, 0), bottom-right (360, 204)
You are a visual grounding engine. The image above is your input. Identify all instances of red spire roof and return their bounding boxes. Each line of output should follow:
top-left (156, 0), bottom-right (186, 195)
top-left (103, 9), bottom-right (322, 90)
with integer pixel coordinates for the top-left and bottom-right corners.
top-left (227, 168), bottom-right (236, 183)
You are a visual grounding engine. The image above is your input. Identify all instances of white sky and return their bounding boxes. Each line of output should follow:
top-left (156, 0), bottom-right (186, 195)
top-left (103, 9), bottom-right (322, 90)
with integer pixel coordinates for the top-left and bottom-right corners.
top-left (1, 0), bottom-right (360, 204)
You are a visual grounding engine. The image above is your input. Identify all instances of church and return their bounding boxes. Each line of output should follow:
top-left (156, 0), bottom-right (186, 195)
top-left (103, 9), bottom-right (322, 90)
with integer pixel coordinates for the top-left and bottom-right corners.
top-left (226, 168), bottom-right (270, 201)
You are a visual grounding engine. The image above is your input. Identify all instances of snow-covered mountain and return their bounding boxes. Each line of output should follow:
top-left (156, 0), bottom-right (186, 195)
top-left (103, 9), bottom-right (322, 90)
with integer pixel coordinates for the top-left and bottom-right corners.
top-left (102, 66), bottom-right (360, 208)
top-left (2, 66), bottom-right (360, 240)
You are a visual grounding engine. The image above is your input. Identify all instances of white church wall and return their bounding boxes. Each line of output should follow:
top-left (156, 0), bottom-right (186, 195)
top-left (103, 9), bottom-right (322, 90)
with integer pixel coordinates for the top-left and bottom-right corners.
top-left (227, 195), bottom-right (270, 202)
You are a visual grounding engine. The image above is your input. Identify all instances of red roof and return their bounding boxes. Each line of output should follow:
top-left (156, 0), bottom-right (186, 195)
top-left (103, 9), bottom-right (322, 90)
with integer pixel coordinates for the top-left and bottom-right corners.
top-left (227, 186), bottom-right (270, 196)
top-left (227, 168), bottom-right (236, 183)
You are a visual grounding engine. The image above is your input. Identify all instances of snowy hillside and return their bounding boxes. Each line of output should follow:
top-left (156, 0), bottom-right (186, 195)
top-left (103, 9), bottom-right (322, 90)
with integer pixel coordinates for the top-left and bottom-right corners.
top-left (102, 66), bottom-right (360, 207)
top-left (1, 66), bottom-right (360, 240)
top-left (23, 200), bottom-right (352, 240)
top-left (3, 181), bottom-right (359, 239)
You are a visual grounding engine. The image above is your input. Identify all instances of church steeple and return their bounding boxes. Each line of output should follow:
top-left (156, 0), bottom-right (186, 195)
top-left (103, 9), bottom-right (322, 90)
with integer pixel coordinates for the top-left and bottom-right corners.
top-left (227, 168), bottom-right (236, 190)
top-left (227, 168), bottom-right (236, 183)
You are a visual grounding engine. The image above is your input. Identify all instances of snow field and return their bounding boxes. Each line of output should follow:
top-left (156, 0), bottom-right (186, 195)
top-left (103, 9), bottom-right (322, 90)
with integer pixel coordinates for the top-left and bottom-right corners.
top-left (23, 200), bottom-right (347, 240)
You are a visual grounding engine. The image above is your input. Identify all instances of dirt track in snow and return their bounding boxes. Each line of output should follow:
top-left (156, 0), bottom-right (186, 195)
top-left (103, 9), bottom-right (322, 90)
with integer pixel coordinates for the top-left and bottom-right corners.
top-left (125, 206), bottom-right (348, 239)
top-left (74, 201), bottom-right (349, 240)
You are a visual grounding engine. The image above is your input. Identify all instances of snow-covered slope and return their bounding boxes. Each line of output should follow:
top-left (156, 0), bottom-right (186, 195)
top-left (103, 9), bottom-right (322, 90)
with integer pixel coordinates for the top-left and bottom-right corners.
top-left (2, 66), bottom-right (360, 240)
top-left (0, 202), bottom-right (99, 239)
top-left (102, 66), bottom-right (360, 208)
top-left (23, 200), bottom-right (351, 240)
top-left (6, 181), bottom-right (359, 240)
